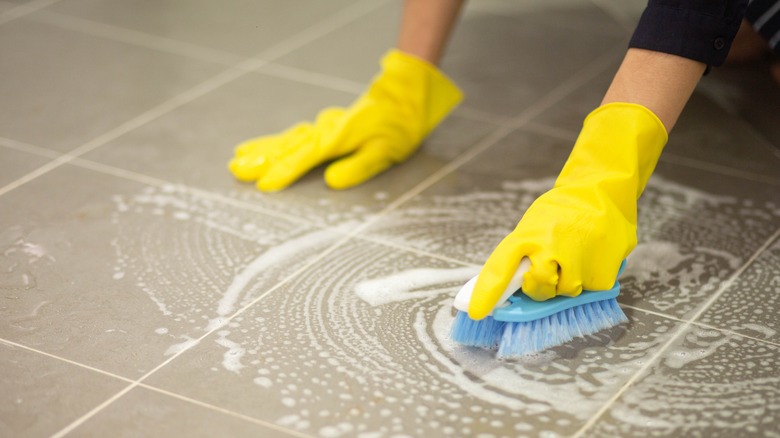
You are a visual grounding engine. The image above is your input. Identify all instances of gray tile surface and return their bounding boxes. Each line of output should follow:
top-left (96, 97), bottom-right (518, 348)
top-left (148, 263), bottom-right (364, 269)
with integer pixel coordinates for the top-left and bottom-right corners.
top-left (45, 0), bottom-right (360, 58)
top-left (74, 387), bottom-right (297, 438)
top-left (82, 72), bottom-right (496, 227)
top-left (0, 18), bottom-right (224, 153)
top-left (273, 0), bottom-right (626, 121)
top-left (587, 326), bottom-right (780, 437)
top-left (1, 0), bottom-right (779, 436)
top-left (0, 342), bottom-right (127, 438)
top-left (365, 129), bottom-right (780, 319)
top-left (145, 239), bottom-right (684, 437)
top-left (530, 66), bottom-right (780, 183)
top-left (442, 9), bottom-right (624, 120)
top-left (0, 164), bottom-right (336, 378)
top-left (0, 1), bottom-right (15, 14)
top-left (700, 237), bottom-right (780, 343)
top-left (0, 145), bottom-right (53, 187)
top-left (699, 62), bottom-right (780, 147)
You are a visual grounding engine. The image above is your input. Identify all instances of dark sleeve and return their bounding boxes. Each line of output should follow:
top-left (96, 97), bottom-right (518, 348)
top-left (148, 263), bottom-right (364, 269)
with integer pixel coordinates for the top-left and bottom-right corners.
top-left (629, 0), bottom-right (749, 68)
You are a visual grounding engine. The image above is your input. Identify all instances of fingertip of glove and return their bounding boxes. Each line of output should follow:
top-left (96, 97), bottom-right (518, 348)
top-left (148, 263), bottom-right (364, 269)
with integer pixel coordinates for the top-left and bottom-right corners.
top-left (256, 176), bottom-right (288, 192)
top-left (228, 158), bottom-right (258, 182)
top-left (324, 159), bottom-right (380, 190)
top-left (323, 169), bottom-right (355, 190)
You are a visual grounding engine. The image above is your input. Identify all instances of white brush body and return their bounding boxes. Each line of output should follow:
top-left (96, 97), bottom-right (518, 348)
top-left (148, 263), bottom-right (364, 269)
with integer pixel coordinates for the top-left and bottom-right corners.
top-left (453, 257), bottom-right (531, 314)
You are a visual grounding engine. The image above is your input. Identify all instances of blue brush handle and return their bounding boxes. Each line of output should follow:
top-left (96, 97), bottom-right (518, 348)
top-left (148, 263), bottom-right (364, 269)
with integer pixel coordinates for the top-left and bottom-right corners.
top-left (493, 260), bottom-right (626, 323)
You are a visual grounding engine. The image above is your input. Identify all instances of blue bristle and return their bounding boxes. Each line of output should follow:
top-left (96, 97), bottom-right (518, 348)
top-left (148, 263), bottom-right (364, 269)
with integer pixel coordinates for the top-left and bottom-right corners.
top-left (495, 298), bottom-right (627, 359)
top-left (450, 311), bottom-right (505, 349)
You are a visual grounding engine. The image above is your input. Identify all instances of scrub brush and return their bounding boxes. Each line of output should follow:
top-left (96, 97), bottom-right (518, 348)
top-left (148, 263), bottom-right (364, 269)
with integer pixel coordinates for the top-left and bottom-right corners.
top-left (450, 258), bottom-right (627, 359)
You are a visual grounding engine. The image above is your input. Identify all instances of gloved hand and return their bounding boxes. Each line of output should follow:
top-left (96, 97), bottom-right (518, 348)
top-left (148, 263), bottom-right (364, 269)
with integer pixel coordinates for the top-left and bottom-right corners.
top-left (468, 103), bottom-right (668, 320)
top-left (228, 49), bottom-right (462, 191)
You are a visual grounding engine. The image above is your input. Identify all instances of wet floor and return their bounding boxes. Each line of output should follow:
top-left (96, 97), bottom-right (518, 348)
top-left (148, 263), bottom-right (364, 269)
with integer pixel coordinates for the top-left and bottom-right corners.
top-left (1, 0), bottom-right (780, 437)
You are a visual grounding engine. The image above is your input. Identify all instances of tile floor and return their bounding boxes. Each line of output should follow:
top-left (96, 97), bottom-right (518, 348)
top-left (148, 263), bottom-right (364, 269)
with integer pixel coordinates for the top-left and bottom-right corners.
top-left (1, 0), bottom-right (779, 437)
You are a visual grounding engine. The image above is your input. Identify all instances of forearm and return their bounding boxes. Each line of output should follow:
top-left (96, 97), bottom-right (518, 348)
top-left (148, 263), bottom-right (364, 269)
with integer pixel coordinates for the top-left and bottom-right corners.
top-left (396, 0), bottom-right (465, 65)
top-left (602, 48), bottom-right (705, 132)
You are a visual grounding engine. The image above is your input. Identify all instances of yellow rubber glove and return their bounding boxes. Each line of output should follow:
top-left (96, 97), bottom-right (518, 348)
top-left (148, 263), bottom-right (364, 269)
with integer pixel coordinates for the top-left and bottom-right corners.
top-left (228, 50), bottom-right (462, 191)
top-left (468, 103), bottom-right (668, 320)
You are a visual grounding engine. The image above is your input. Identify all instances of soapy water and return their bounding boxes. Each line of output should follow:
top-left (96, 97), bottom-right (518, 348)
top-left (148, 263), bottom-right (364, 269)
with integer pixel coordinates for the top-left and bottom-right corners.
top-left (596, 327), bottom-right (780, 436)
top-left (0, 226), bottom-right (56, 292)
top-left (107, 177), bottom-right (780, 436)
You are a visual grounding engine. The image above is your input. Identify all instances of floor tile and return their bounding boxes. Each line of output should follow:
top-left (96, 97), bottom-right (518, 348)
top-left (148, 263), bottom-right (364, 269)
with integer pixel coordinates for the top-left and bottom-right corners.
top-left (0, 18), bottom-right (224, 153)
top-left (73, 387), bottom-right (296, 437)
top-left (0, 1), bottom-right (16, 14)
top-left (2, 2), bottom-right (777, 436)
top-left (46, 0), bottom-right (359, 58)
top-left (699, 62), bottom-right (780, 147)
top-left (365, 129), bottom-right (575, 265)
top-left (0, 145), bottom-right (53, 187)
top-left (699, 236), bottom-right (780, 343)
top-left (625, 161), bottom-right (780, 318)
top-left (272, 0), bottom-right (625, 121)
top-left (266, 0), bottom-right (401, 86)
top-left (145, 238), bottom-right (684, 437)
top-left (586, 326), bottom-right (780, 437)
top-left (667, 91), bottom-right (780, 183)
top-left (530, 69), bottom-right (780, 183)
top-left (364, 128), bottom-right (780, 319)
top-left (0, 164), bottom-right (338, 378)
top-left (0, 341), bottom-right (127, 438)
top-left (579, 0), bottom-right (646, 28)
top-left (444, 12), bottom-right (624, 120)
top-left (464, 0), bottom-right (629, 36)
top-left (82, 72), bottom-right (496, 227)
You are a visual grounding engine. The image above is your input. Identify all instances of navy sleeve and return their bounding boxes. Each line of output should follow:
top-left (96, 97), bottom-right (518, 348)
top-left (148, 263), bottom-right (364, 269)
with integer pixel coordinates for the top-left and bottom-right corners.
top-left (629, 0), bottom-right (749, 68)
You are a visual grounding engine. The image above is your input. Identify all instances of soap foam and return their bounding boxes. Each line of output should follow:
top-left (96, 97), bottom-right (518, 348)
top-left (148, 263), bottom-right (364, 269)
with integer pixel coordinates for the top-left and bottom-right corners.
top-left (107, 176), bottom-right (780, 437)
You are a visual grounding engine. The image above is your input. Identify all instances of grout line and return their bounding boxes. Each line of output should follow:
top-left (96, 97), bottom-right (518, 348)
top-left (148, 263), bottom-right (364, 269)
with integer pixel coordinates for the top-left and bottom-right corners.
top-left (45, 3), bottom-right (393, 436)
top-left (50, 384), bottom-right (137, 438)
top-left (136, 383), bottom-right (316, 438)
top-left (250, 0), bottom-right (390, 63)
top-left (30, 10), bottom-right (244, 66)
top-left (659, 152), bottom-right (780, 186)
top-left (619, 304), bottom-right (780, 349)
top-left (0, 154), bottom-right (77, 198)
top-left (0, 338), bottom-right (135, 384)
top-left (53, 223), bottom-right (365, 438)
top-left (523, 122), bottom-right (780, 186)
top-left (572, 225), bottom-right (780, 437)
top-left (65, 156), bottom-right (485, 270)
top-left (69, 157), bottom-right (311, 227)
top-left (521, 121), bottom-right (579, 141)
top-left (0, 136), bottom-right (66, 160)
top-left (0, 0), bottom-right (389, 202)
top-left (341, 46), bottom-right (623, 239)
top-left (686, 322), bottom-right (780, 349)
top-left (254, 63), bottom-right (365, 95)
top-left (451, 106), bottom-right (506, 126)
top-left (251, 64), bottom-right (501, 126)
top-left (0, 64), bottom-right (257, 200)
top-left (25, 1), bottom-right (496, 124)
top-left (695, 81), bottom-right (780, 163)
top-left (355, 234), bottom-right (483, 268)
top-left (0, 0), bottom-right (60, 25)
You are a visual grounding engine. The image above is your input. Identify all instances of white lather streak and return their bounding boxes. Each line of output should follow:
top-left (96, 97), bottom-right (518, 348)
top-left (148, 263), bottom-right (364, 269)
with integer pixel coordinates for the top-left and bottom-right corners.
top-left (572, 226), bottom-right (780, 437)
top-left (217, 229), bottom-right (336, 317)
